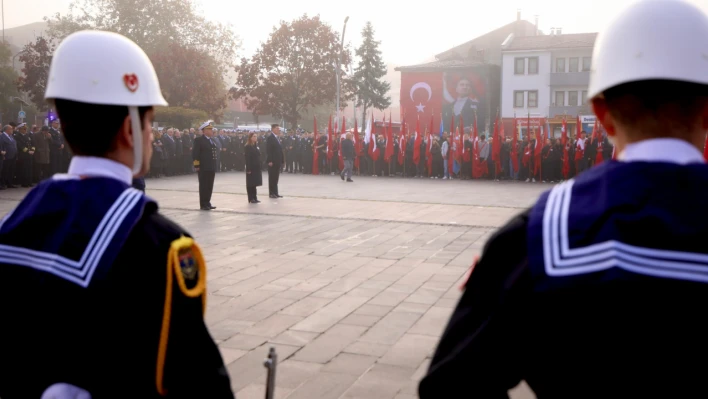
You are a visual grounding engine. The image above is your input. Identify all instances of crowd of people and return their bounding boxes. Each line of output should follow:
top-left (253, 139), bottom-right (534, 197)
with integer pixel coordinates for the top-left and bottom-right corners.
top-left (149, 122), bottom-right (615, 185)
top-left (0, 120), bottom-right (71, 190)
top-left (0, 116), bottom-right (616, 190)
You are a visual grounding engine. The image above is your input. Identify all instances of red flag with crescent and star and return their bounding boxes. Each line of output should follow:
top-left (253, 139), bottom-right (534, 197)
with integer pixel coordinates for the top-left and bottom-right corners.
top-left (399, 72), bottom-right (443, 127)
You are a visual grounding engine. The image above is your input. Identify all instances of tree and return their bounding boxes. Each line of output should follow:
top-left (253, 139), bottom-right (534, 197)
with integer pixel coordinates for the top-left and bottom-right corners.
top-left (353, 22), bottom-right (391, 128)
top-left (0, 42), bottom-right (40, 125)
top-left (43, 0), bottom-right (240, 115)
top-left (0, 42), bottom-right (22, 122)
top-left (232, 14), bottom-right (352, 129)
top-left (154, 106), bottom-right (208, 129)
top-left (17, 36), bottom-right (55, 109)
top-left (150, 42), bottom-right (227, 117)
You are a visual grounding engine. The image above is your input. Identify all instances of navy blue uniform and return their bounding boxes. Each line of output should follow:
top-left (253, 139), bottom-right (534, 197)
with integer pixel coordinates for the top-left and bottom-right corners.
top-left (420, 150), bottom-right (708, 398)
top-left (0, 176), bottom-right (233, 398)
top-left (192, 135), bottom-right (218, 209)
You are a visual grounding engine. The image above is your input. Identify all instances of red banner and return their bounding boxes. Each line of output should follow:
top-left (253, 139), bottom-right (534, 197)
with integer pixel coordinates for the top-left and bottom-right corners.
top-left (400, 72), bottom-right (444, 130)
top-left (400, 69), bottom-right (490, 134)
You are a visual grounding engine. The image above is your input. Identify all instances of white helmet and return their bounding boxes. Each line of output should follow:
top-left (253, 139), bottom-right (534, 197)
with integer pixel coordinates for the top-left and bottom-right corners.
top-left (588, 0), bottom-right (708, 99)
top-left (45, 30), bottom-right (168, 175)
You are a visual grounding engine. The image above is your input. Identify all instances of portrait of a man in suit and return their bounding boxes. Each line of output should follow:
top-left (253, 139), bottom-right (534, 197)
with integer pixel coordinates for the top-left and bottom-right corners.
top-left (442, 74), bottom-right (486, 133)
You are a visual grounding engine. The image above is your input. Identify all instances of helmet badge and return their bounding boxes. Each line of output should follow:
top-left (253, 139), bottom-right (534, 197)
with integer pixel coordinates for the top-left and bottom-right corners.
top-left (123, 74), bottom-right (139, 93)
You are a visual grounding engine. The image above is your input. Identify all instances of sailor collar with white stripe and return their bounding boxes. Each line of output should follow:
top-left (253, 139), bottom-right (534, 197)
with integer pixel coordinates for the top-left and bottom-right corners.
top-left (618, 138), bottom-right (705, 165)
top-left (58, 156), bottom-right (133, 185)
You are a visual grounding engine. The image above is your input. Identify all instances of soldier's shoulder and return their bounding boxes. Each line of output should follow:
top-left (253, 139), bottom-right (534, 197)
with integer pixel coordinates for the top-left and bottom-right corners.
top-left (130, 202), bottom-right (192, 248)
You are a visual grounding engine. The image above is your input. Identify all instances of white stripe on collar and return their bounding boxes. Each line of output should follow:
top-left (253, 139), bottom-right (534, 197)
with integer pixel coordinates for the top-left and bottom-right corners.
top-left (56, 156), bottom-right (133, 185)
top-left (618, 138), bottom-right (705, 165)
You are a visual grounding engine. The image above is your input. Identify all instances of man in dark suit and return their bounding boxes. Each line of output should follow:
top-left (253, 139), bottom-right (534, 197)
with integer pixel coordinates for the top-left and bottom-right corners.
top-left (266, 124), bottom-right (284, 198)
top-left (0, 125), bottom-right (18, 188)
top-left (161, 128), bottom-right (176, 176)
top-left (340, 132), bottom-right (355, 182)
top-left (192, 121), bottom-right (219, 210)
top-left (48, 119), bottom-right (64, 175)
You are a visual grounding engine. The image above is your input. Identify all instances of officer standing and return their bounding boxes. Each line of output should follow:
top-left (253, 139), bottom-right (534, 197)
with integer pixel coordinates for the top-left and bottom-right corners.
top-left (266, 123), bottom-right (284, 198)
top-left (0, 124), bottom-right (17, 188)
top-left (48, 119), bottom-right (64, 175)
top-left (420, 1), bottom-right (708, 398)
top-left (192, 120), bottom-right (218, 210)
top-left (0, 31), bottom-right (233, 398)
top-left (14, 123), bottom-right (35, 187)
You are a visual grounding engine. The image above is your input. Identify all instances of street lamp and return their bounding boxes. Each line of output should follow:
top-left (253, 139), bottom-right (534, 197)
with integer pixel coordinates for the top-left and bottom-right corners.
top-left (336, 16), bottom-right (349, 131)
top-left (12, 49), bottom-right (28, 70)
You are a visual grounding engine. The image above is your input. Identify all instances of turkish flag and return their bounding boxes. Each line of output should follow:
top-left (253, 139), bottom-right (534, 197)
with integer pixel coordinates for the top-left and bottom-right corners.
top-left (400, 72), bottom-right (443, 129)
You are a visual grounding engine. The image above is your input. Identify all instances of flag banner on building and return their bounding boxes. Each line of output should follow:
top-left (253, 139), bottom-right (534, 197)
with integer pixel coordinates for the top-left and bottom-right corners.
top-left (399, 67), bottom-right (493, 135)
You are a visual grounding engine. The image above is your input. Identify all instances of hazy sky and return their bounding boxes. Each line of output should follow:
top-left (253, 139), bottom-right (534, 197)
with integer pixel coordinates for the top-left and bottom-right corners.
top-left (5, 0), bottom-right (708, 67)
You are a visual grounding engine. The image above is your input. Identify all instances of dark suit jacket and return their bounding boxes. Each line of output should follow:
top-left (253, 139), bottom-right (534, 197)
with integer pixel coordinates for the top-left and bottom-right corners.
top-left (266, 132), bottom-right (284, 166)
top-left (341, 139), bottom-right (355, 160)
top-left (192, 135), bottom-right (218, 172)
top-left (442, 98), bottom-right (484, 132)
top-left (0, 133), bottom-right (17, 160)
top-left (161, 135), bottom-right (175, 159)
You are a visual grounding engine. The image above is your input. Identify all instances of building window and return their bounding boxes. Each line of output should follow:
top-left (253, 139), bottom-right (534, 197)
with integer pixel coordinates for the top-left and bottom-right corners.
top-left (568, 91), bottom-right (579, 106)
top-left (582, 57), bottom-right (592, 71)
top-left (581, 90), bottom-right (588, 105)
top-left (528, 57), bottom-right (539, 74)
top-left (569, 57), bottom-right (579, 73)
top-left (514, 58), bottom-right (525, 75)
top-left (555, 58), bottom-right (565, 73)
top-left (514, 91), bottom-right (525, 108)
top-left (555, 91), bottom-right (565, 107)
top-left (528, 91), bottom-right (538, 107)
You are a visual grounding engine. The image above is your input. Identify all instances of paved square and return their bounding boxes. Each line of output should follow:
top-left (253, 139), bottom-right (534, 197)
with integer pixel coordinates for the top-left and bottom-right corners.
top-left (0, 172), bottom-right (550, 398)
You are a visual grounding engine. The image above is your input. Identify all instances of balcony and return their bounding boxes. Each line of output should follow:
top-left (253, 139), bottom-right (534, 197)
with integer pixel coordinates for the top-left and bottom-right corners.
top-left (550, 71), bottom-right (590, 86)
top-left (549, 105), bottom-right (592, 118)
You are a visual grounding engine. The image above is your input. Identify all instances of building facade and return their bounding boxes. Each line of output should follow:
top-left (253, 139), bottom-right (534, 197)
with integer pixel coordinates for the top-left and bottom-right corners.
top-left (500, 32), bottom-right (597, 137)
top-left (395, 15), bottom-right (537, 134)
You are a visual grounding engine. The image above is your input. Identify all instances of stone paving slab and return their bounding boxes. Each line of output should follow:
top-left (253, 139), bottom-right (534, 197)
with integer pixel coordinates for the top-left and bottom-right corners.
top-left (0, 173), bottom-right (543, 399)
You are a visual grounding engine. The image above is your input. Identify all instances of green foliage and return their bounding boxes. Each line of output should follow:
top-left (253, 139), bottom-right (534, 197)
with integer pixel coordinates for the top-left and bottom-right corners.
top-left (154, 107), bottom-right (208, 130)
top-left (0, 42), bottom-right (41, 125)
top-left (354, 22), bottom-right (391, 126)
top-left (233, 14), bottom-right (352, 129)
top-left (17, 36), bottom-right (55, 109)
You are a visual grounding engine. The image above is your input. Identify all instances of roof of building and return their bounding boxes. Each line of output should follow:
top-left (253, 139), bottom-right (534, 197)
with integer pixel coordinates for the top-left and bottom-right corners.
top-left (396, 19), bottom-right (539, 71)
top-left (502, 32), bottom-right (598, 51)
top-left (435, 20), bottom-right (538, 61)
top-left (394, 59), bottom-right (487, 72)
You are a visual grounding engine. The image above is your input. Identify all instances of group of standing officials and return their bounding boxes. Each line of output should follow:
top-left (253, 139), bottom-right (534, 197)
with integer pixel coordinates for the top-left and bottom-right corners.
top-left (193, 122), bottom-right (284, 208)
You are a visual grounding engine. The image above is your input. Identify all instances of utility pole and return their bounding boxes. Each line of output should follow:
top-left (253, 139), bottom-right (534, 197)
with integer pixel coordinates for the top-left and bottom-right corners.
top-left (350, 62), bottom-right (356, 128)
top-left (336, 16), bottom-right (349, 132)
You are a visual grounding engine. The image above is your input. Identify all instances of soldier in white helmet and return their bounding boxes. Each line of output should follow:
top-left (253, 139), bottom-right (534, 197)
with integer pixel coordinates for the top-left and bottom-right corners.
top-left (0, 31), bottom-right (233, 398)
top-left (420, 1), bottom-right (708, 397)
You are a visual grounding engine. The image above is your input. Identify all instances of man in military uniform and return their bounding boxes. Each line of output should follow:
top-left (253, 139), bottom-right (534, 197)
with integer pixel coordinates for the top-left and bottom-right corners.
top-left (192, 121), bottom-right (218, 210)
top-left (13, 123), bottom-right (35, 187)
top-left (420, 1), bottom-right (708, 398)
top-left (0, 31), bottom-right (233, 398)
top-left (48, 118), bottom-right (64, 175)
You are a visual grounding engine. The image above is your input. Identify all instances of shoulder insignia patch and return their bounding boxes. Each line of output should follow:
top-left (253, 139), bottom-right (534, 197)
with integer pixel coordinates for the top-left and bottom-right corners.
top-left (167, 236), bottom-right (207, 299)
top-left (178, 247), bottom-right (198, 281)
top-left (158, 236), bottom-right (208, 396)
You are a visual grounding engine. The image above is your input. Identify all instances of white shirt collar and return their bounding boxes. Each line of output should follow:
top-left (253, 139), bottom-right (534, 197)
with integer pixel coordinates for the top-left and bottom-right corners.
top-left (618, 138), bottom-right (705, 165)
top-left (59, 156), bottom-right (133, 185)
